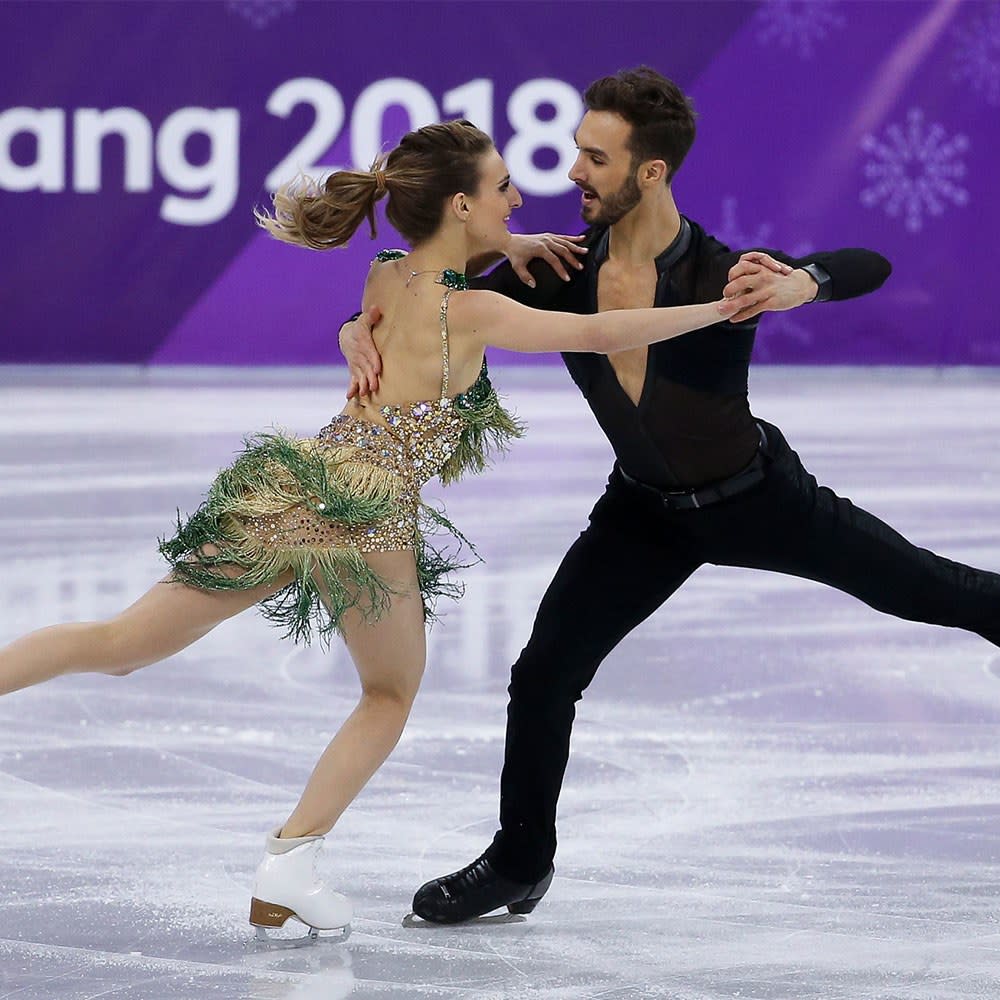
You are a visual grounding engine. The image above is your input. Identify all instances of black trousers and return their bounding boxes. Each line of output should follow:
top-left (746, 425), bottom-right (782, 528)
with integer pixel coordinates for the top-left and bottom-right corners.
top-left (487, 420), bottom-right (1000, 881)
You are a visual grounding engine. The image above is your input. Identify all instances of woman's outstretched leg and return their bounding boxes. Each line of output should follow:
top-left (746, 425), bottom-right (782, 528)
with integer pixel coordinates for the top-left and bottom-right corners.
top-left (0, 562), bottom-right (293, 696)
top-left (281, 549), bottom-right (426, 838)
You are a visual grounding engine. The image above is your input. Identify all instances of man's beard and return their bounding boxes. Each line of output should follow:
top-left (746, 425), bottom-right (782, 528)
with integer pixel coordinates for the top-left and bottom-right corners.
top-left (581, 171), bottom-right (642, 226)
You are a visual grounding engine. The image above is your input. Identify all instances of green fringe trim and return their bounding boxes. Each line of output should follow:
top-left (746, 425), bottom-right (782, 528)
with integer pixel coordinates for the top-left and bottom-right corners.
top-left (208, 431), bottom-right (399, 525)
top-left (158, 432), bottom-right (477, 646)
top-left (439, 385), bottom-right (526, 487)
top-left (163, 513), bottom-right (395, 647)
top-left (413, 501), bottom-right (480, 623)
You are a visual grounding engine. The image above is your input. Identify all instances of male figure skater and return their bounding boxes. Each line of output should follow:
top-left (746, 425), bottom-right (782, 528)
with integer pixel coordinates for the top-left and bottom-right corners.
top-left (341, 67), bottom-right (998, 923)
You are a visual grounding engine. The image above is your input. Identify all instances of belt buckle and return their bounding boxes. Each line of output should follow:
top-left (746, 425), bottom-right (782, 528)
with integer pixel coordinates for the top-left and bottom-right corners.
top-left (662, 489), bottom-right (699, 511)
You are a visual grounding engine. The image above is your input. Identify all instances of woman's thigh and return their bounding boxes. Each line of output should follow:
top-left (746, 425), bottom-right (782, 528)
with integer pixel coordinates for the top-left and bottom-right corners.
top-left (335, 550), bottom-right (427, 700)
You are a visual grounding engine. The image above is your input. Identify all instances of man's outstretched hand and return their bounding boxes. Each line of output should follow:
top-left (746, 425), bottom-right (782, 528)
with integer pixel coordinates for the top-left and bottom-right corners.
top-left (723, 251), bottom-right (818, 324)
top-left (340, 306), bottom-right (382, 399)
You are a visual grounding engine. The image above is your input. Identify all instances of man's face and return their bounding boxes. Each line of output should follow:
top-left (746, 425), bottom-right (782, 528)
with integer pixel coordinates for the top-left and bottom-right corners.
top-left (568, 110), bottom-right (642, 226)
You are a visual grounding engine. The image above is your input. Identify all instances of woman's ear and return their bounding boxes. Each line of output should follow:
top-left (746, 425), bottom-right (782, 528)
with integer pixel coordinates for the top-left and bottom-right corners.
top-left (450, 192), bottom-right (471, 221)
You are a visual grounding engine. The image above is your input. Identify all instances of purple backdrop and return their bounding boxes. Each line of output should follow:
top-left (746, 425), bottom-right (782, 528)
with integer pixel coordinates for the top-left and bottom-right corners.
top-left (1, 0), bottom-right (998, 365)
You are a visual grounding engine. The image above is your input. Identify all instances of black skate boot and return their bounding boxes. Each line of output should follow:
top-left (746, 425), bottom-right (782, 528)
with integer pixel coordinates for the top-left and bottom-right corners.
top-left (411, 853), bottom-right (553, 924)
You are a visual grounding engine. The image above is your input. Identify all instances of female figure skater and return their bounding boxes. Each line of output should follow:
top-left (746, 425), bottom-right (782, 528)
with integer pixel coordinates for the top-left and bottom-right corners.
top-left (0, 120), bottom-right (747, 941)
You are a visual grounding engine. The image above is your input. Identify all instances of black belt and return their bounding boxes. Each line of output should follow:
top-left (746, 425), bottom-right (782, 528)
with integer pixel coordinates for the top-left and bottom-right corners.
top-left (619, 426), bottom-right (769, 511)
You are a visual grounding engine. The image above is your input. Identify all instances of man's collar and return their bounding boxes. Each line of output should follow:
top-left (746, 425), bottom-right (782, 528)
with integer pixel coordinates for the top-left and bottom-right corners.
top-left (591, 216), bottom-right (692, 274)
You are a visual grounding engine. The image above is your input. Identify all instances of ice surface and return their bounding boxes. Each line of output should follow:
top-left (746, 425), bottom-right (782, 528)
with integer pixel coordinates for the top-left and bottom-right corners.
top-left (1, 366), bottom-right (999, 999)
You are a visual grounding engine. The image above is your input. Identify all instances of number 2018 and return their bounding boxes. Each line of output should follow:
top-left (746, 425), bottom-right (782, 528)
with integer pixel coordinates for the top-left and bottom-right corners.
top-left (267, 76), bottom-right (581, 198)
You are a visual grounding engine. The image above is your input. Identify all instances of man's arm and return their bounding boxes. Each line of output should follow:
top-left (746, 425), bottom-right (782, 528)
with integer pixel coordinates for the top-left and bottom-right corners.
top-left (467, 232), bottom-right (587, 286)
top-left (471, 229), bottom-right (596, 303)
top-left (718, 248), bottom-right (892, 324)
top-left (787, 248), bottom-right (892, 301)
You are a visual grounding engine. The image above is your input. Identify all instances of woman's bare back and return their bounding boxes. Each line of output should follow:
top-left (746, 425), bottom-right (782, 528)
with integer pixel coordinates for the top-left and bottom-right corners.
top-left (343, 257), bottom-right (486, 425)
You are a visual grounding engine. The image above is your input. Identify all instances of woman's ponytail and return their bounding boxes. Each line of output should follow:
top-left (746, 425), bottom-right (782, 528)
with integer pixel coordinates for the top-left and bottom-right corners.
top-left (256, 120), bottom-right (494, 250)
top-left (255, 159), bottom-right (389, 250)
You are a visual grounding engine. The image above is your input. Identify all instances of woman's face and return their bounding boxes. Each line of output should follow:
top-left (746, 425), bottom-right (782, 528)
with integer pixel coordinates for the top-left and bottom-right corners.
top-left (463, 148), bottom-right (522, 253)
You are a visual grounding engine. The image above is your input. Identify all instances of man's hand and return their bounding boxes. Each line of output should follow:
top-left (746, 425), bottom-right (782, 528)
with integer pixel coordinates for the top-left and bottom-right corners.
top-left (723, 251), bottom-right (817, 324)
top-left (506, 232), bottom-right (588, 287)
top-left (339, 306), bottom-right (382, 399)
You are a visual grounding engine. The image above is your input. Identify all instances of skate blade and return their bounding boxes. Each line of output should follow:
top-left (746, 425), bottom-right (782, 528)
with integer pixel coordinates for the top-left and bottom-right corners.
top-left (402, 911), bottom-right (525, 928)
top-left (251, 922), bottom-right (351, 949)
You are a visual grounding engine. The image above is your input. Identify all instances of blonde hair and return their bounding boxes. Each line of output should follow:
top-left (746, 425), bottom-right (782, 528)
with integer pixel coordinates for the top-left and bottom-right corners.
top-left (256, 119), bottom-right (494, 250)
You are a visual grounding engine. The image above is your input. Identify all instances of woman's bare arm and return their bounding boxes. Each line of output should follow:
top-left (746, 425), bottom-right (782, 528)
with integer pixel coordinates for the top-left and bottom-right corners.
top-left (447, 290), bottom-right (740, 355)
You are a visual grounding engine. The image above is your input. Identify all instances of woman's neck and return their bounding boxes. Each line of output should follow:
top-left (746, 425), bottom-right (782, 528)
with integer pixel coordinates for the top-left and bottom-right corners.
top-left (405, 233), bottom-right (468, 277)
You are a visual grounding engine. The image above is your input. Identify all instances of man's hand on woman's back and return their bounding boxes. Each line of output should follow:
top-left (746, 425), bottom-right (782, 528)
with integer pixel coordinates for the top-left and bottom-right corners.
top-left (340, 306), bottom-right (382, 399)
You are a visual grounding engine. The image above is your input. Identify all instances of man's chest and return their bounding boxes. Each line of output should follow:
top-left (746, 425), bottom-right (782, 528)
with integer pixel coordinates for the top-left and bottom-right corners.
top-left (595, 262), bottom-right (660, 406)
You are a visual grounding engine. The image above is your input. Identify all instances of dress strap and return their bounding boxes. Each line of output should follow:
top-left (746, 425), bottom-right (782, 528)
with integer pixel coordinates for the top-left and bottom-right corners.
top-left (439, 290), bottom-right (453, 400)
top-left (373, 248), bottom-right (407, 264)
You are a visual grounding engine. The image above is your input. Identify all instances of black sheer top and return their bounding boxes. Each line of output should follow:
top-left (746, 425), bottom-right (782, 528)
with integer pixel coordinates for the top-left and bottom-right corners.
top-left (474, 217), bottom-right (890, 489)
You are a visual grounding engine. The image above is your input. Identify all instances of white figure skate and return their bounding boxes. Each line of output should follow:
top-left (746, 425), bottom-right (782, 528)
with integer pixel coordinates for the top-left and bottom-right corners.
top-left (250, 828), bottom-right (352, 945)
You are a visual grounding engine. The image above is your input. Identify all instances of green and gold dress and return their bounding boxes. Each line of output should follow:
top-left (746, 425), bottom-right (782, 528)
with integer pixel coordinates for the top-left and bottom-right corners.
top-left (159, 256), bottom-right (523, 645)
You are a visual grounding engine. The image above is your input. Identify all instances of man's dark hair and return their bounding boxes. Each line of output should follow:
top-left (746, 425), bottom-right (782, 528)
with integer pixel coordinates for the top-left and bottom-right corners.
top-left (583, 67), bottom-right (697, 182)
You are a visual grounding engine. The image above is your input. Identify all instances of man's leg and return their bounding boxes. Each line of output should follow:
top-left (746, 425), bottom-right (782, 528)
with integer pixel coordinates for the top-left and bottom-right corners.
top-left (489, 494), bottom-right (699, 881)
top-left (412, 477), bottom-right (700, 921)
top-left (706, 422), bottom-right (1000, 643)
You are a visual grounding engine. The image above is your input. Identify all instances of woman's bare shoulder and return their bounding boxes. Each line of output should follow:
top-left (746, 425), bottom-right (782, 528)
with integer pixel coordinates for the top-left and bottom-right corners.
top-left (446, 288), bottom-right (517, 333)
top-left (362, 254), bottom-right (406, 307)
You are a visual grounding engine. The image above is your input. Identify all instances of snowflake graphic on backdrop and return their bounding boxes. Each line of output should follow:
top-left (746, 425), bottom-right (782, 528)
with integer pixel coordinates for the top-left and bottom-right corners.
top-left (951, 1), bottom-right (1000, 106)
top-left (712, 198), bottom-right (815, 359)
top-left (754, 0), bottom-right (846, 60)
top-left (712, 197), bottom-right (812, 259)
top-left (860, 108), bottom-right (969, 234)
top-left (226, 0), bottom-right (296, 29)
top-left (714, 196), bottom-right (774, 250)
